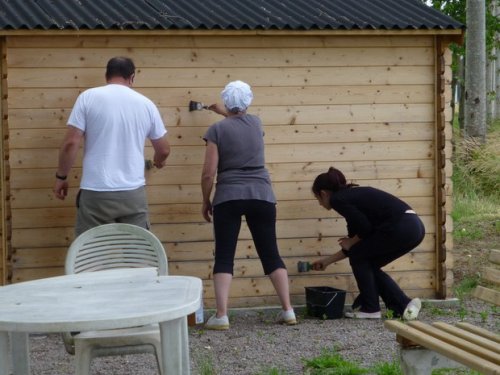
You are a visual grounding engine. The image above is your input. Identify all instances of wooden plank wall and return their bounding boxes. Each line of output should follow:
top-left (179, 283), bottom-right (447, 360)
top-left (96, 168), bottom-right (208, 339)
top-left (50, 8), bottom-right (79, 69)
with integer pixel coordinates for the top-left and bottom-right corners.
top-left (0, 38), bottom-right (5, 285)
top-left (5, 34), bottom-right (453, 307)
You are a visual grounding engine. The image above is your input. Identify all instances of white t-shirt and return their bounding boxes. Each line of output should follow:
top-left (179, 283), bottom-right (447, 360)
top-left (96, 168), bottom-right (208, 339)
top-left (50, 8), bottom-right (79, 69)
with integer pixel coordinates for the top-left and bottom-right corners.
top-left (68, 84), bottom-right (167, 191)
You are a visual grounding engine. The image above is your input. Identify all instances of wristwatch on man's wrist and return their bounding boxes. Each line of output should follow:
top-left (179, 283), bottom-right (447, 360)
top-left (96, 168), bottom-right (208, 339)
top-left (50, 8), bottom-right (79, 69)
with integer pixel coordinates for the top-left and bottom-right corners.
top-left (55, 173), bottom-right (67, 181)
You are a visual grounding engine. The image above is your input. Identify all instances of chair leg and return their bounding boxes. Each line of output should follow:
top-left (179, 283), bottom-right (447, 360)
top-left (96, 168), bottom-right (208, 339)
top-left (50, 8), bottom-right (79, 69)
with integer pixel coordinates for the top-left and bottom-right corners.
top-left (152, 337), bottom-right (164, 374)
top-left (74, 340), bottom-right (93, 375)
top-left (0, 332), bottom-right (10, 375)
top-left (160, 317), bottom-right (190, 375)
top-left (11, 332), bottom-right (30, 375)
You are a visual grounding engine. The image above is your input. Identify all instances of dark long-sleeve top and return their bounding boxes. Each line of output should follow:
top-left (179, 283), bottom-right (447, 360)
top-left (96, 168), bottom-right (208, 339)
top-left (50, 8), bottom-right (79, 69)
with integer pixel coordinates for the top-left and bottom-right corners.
top-left (329, 186), bottom-right (412, 239)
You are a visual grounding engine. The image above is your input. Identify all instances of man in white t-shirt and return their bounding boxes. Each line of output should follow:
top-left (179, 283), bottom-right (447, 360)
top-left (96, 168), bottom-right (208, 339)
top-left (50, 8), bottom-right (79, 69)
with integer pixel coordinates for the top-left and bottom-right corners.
top-left (53, 56), bottom-right (170, 236)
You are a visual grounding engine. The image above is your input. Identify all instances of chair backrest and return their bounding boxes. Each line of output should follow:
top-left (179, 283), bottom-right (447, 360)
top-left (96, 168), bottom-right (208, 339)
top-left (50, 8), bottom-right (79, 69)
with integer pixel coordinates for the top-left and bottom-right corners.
top-left (65, 223), bottom-right (168, 276)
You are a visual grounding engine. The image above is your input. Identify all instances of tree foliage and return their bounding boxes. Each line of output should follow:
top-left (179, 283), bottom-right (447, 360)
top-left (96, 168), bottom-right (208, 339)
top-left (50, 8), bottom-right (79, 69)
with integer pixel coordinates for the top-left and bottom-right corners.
top-left (428, 0), bottom-right (499, 59)
top-left (424, 0), bottom-right (500, 135)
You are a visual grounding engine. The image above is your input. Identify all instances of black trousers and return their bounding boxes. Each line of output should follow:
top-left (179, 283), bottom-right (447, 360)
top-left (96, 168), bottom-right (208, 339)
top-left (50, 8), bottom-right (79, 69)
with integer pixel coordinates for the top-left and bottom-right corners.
top-left (347, 213), bottom-right (425, 315)
top-left (212, 200), bottom-right (286, 275)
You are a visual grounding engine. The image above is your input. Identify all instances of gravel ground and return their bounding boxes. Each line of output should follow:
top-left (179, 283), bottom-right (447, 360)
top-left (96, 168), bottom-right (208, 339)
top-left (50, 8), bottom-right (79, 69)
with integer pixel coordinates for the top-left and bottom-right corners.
top-left (27, 296), bottom-right (498, 375)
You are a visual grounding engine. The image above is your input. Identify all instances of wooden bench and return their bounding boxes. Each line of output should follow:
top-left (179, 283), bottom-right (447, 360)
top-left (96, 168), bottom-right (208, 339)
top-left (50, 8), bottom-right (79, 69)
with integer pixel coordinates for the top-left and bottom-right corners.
top-left (473, 249), bottom-right (500, 306)
top-left (385, 320), bottom-right (500, 374)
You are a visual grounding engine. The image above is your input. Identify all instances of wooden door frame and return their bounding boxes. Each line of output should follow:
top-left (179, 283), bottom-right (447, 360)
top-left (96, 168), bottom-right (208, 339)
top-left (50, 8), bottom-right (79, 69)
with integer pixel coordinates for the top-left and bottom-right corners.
top-left (434, 34), bottom-right (463, 298)
top-left (0, 37), bottom-right (9, 285)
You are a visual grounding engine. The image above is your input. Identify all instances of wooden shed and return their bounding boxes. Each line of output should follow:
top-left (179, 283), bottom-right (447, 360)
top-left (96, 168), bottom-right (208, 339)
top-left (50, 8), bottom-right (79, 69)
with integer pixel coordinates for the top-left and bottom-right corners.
top-left (0, 0), bottom-right (464, 308)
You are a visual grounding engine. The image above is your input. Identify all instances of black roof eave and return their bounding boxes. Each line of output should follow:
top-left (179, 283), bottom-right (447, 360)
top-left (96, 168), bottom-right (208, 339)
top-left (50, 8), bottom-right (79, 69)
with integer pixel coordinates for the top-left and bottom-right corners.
top-left (0, 25), bottom-right (465, 34)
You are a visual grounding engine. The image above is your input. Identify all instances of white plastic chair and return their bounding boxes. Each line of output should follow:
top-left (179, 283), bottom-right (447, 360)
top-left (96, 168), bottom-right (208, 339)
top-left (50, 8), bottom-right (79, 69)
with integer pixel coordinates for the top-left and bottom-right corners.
top-left (63, 223), bottom-right (168, 375)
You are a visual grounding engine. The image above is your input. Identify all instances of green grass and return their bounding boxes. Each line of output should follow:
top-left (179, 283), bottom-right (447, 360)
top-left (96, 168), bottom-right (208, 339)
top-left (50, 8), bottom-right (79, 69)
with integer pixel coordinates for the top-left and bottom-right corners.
top-left (254, 367), bottom-right (289, 375)
top-left (452, 196), bottom-right (499, 242)
top-left (453, 276), bottom-right (480, 299)
top-left (302, 348), bottom-right (404, 375)
top-left (426, 305), bottom-right (448, 316)
top-left (370, 360), bottom-right (402, 375)
top-left (302, 348), bottom-right (368, 375)
top-left (432, 368), bottom-right (482, 375)
top-left (194, 353), bottom-right (216, 375)
top-left (451, 118), bottom-right (500, 291)
top-left (212, 351), bottom-right (405, 375)
top-left (452, 119), bottom-right (500, 243)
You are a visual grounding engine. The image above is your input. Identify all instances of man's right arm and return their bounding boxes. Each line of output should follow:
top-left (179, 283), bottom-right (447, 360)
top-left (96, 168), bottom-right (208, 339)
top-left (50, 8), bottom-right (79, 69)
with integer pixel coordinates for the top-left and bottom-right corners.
top-left (53, 126), bottom-right (84, 200)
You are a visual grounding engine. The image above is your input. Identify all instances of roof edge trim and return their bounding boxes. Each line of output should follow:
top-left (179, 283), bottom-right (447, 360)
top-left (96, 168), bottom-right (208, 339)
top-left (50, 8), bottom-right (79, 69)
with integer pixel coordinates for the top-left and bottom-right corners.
top-left (0, 28), bottom-right (465, 37)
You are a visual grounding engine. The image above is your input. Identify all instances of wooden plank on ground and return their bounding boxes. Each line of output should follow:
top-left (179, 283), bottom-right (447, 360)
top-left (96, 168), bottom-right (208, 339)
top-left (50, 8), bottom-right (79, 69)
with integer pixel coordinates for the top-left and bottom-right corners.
top-left (489, 249), bottom-right (500, 265)
top-left (431, 322), bottom-right (500, 355)
top-left (455, 322), bottom-right (500, 344)
top-left (473, 249), bottom-right (500, 306)
top-left (472, 285), bottom-right (500, 306)
top-left (384, 320), bottom-right (500, 375)
top-left (407, 321), bottom-right (500, 364)
top-left (483, 267), bottom-right (500, 286)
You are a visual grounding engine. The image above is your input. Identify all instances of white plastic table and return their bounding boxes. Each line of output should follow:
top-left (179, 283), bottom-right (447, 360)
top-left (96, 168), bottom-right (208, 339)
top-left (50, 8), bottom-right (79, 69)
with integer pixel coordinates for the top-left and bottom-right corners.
top-left (0, 268), bottom-right (202, 375)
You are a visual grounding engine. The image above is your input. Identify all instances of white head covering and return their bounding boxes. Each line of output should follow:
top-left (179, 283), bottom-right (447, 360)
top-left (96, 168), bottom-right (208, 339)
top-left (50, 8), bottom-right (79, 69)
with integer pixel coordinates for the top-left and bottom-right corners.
top-left (220, 80), bottom-right (253, 112)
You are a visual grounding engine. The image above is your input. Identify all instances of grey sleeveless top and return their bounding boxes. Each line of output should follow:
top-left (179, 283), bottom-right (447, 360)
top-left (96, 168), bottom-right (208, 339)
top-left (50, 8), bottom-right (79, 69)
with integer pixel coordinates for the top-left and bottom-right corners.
top-left (203, 114), bottom-right (276, 206)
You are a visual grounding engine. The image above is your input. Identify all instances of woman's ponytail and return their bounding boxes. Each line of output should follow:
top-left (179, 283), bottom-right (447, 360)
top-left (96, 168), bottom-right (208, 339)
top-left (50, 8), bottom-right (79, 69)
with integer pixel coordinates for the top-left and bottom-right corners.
top-left (312, 167), bottom-right (357, 196)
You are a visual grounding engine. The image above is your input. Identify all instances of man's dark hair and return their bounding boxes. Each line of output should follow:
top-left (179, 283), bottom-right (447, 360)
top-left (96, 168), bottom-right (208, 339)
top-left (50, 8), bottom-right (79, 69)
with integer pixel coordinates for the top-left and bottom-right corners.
top-left (105, 57), bottom-right (135, 80)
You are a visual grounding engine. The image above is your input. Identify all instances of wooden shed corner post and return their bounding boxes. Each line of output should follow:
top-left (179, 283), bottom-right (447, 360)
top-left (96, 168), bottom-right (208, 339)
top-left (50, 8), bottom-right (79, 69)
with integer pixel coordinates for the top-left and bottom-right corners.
top-left (434, 36), bottom-right (454, 299)
top-left (0, 37), bottom-right (11, 286)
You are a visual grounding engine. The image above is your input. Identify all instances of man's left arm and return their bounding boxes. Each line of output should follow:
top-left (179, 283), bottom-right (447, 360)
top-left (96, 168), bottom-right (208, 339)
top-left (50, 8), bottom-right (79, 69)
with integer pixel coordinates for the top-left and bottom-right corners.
top-left (150, 135), bottom-right (170, 169)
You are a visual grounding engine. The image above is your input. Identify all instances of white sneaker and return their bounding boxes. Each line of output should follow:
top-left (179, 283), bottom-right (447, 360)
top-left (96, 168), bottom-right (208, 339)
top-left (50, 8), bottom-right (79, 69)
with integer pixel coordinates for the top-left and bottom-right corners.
top-left (205, 314), bottom-right (229, 330)
top-left (344, 311), bottom-right (381, 319)
top-left (403, 298), bottom-right (421, 321)
top-left (277, 309), bottom-right (297, 325)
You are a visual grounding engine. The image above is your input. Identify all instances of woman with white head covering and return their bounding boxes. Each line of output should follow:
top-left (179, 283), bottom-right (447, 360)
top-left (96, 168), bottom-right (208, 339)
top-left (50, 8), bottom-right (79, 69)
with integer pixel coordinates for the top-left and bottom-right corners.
top-left (201, 81), bottom-right (296, 330)
top-left (220, 80), bottom-right (253, 113)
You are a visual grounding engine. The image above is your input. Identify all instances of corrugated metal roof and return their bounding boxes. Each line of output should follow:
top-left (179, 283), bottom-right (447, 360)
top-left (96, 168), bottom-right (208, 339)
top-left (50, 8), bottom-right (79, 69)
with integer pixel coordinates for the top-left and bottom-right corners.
top-left (0, 0), bottom-right (463, 31)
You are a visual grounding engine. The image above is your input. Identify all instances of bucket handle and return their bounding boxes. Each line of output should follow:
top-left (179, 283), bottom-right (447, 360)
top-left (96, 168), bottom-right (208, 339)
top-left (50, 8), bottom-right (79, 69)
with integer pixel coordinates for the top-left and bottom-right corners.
top-left (309, 292), bottom-right (338, 308)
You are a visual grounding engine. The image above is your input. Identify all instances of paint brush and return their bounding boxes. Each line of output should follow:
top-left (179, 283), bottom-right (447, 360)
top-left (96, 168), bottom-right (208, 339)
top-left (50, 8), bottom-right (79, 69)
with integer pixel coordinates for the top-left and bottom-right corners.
top-left (145, 159), bottom-right (154, 170)
top-left (189, 100), bottom-right (208, 111)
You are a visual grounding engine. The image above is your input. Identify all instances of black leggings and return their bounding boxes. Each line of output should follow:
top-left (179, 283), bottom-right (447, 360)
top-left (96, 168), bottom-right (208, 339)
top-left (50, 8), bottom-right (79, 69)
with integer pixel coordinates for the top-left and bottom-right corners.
top-left (212, 200), bottom-right (286, 275)
top-left (347, 213), bottom-right (425, 315)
